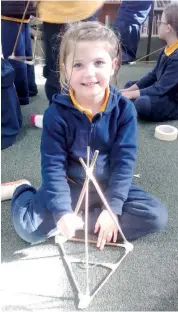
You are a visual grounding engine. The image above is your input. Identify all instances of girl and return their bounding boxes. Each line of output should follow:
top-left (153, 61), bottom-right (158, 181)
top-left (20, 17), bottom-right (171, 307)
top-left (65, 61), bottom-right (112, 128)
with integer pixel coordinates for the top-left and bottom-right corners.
top-left (120, 2), bottom-right (178, 121)
top-left (11, 21), bottom-right (167, 250)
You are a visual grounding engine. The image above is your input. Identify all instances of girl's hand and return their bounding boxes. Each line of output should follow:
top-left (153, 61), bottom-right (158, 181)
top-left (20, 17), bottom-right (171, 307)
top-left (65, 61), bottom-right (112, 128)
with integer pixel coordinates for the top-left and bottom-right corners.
top-left (57, 213), bottom-right (84, 239)
top-left (120, 90), bottom-right (133, 99)
top-left (119, 88), bottom-right (130, 92)
top-left (121, 90), bottom-right (140, 100)
top-left (94, 210), bottom-right (118, 250)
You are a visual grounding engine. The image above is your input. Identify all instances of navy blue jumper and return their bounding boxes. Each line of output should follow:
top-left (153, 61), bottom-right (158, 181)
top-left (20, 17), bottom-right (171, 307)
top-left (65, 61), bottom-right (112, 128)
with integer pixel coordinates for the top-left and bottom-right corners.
top-left (125, 48), bottom-right (178, 121)
top-left (11, 87), bottom-right (168, 243)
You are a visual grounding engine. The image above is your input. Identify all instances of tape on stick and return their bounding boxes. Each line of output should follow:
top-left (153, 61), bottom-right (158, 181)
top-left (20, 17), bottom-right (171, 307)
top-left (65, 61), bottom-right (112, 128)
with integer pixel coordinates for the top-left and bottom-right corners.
top-left (154, 125), bottom-right (178, 141)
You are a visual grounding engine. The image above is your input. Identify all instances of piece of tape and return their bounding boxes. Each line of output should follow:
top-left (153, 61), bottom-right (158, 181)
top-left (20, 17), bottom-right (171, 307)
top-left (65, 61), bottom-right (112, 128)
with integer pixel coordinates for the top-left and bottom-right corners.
top-left (154, 125), bottom-right (178, 141)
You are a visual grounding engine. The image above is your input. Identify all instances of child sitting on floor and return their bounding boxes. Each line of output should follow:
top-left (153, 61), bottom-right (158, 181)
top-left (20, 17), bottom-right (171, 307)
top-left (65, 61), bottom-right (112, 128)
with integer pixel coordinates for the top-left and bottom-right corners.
top-left (10, 21), bottom-right (167, 250)
top-left (120, 2), bottom-right (178, 121)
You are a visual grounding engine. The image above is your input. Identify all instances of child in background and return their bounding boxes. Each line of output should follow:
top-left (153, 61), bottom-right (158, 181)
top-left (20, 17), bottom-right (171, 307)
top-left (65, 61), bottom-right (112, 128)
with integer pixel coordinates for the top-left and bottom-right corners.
top-left (120, 2), bottom-right (178, 121)
top-left (11, 22), bottom-right (167, 250)
top-left (1, 1), bottom-right (38, 105)
top-left (37, 0), bottom-right (102, 102)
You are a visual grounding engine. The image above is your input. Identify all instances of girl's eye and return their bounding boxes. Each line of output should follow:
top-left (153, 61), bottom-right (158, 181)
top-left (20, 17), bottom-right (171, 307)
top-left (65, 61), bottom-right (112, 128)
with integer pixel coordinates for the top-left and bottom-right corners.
top-left (95, 60), bottom-right (105, 66)
top-left (73, 63), bottom-right (83, 68)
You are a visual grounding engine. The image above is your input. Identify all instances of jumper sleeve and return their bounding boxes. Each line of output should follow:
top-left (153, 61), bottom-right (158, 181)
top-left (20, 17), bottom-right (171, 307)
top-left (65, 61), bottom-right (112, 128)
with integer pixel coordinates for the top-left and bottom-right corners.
top-left (40, 109), bottom-right (72, 224)
top-left (139, 58), bottom-right (178, 97)
top-left (103, 101), bottom-right (138, 215)
top-left (136, 53), bottom-right (163, 89)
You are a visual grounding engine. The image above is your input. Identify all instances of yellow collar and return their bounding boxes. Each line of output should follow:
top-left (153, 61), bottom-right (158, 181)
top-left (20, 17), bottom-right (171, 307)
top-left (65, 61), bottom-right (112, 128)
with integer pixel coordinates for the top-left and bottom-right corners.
top-left (164, 40), bottom-right (178, 56)
top-left (69, 87), bottom-right (110, 121)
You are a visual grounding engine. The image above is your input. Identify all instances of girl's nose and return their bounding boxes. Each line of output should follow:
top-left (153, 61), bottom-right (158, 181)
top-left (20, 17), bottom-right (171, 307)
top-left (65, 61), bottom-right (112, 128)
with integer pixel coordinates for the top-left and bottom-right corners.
top-left (85, 65), bottom-right (95, 76)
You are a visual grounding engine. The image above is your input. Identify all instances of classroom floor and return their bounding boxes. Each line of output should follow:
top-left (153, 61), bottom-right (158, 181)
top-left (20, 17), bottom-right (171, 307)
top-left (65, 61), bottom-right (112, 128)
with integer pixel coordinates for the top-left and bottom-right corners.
top-left (1, 63), bottom-right (178, 312)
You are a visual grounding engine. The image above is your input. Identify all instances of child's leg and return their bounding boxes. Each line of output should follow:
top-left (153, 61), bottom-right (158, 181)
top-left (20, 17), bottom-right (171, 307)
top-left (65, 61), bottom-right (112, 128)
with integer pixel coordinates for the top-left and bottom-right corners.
top-left (25, 23), bottom-right (38, 96)
top-left (112, 1), bottom-right (153, 63)
top-left (1, 20), bottom-right (29, 105)
top-left (43, 22), bottom-right (64, 102)
top-left (85, 184), bottom-right (167, 242)
top-left (119, 184), bottom-right (168, 240)
top-left (135, 95), bottom-right (178, 121)
top-left (11, 184), bottom-right (57, 244)
top-left (134, 96), bottom-right (152, 120)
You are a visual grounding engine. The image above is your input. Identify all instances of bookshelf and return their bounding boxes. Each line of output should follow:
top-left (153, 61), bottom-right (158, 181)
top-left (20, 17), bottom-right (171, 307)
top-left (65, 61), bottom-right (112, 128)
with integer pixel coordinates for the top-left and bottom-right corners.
top-left (141, 0), bottom-right (172, 38)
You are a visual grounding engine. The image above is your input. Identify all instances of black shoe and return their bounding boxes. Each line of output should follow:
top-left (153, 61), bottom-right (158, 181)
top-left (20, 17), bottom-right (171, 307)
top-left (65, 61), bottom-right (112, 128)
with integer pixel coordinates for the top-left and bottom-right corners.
top-left (29, 89), bottom-right (38, 97)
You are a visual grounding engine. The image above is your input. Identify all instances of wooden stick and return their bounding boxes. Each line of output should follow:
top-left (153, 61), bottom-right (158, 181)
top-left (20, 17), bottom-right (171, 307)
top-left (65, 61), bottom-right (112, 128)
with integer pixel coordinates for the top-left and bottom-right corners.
top-left (70, 237), bottom-right (121, 247)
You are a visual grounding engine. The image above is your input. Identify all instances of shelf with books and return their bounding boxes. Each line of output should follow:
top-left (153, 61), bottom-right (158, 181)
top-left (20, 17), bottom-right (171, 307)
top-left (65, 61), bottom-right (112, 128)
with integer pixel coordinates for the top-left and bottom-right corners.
top-left (140, 0), bottom-right (171, 38)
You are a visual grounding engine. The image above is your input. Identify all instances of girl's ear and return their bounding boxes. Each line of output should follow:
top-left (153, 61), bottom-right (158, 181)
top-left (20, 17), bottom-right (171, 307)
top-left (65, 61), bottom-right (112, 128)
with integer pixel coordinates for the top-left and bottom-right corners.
top-left (167, 24), bottom-right (174, 33)
top-left (111, 58), bottom-right (119, 76)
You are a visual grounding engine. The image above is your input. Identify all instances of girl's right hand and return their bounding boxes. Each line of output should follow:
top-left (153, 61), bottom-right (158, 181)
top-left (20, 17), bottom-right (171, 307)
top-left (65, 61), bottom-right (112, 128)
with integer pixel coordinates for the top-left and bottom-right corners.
top-left (57, 213), bottom-right (84, 239)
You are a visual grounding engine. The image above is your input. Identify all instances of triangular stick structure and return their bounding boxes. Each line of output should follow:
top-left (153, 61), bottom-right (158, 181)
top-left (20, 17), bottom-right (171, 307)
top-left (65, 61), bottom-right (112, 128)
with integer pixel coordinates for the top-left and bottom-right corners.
top-left (55, 147), bottom-right (133, 309)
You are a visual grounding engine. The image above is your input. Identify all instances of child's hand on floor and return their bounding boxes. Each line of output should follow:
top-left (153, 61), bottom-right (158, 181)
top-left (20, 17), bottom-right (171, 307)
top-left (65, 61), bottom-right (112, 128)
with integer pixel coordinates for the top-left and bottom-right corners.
top-left (57, 213), bottom-right (84, 239)
top-left (94, 210), bottom-right (118, 250)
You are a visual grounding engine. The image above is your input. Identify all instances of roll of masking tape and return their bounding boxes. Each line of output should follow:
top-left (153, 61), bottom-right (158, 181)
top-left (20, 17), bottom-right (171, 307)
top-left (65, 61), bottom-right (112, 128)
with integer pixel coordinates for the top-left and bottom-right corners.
top-left (154, 125), bottom-right (178, 141)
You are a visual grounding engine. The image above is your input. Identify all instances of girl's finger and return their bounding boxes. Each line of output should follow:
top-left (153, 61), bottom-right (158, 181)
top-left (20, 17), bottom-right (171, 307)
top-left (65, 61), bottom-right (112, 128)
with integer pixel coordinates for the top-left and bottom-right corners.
top-left (94, 221), bottom-right (100, 234)
top-left (97, 228), bottom-right (105, 248)
top-left (113, 229), bottom-right (118, 243)
top-left (106, 232), bottom-right (113, 242)
top-left (100, 238), bottom-right (106, 251)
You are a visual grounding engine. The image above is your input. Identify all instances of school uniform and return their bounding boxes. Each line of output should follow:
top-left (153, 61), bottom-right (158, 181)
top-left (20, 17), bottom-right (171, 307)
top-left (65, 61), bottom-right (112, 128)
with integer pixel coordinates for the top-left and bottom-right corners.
top-left (125, 41), bottom-right (178, 121)
top-left (11, 86), bottom-right (167, 243)
top-left (1, 58), bottom-right (22, 149)
top-left (1, 1), bottom-right (38, 105)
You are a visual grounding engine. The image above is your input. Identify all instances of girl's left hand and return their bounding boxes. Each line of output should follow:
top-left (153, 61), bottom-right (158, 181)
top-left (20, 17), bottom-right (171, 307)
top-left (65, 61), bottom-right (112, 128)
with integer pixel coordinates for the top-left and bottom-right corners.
top-left (94, 210), bottom-right (118, 250)
top-left (121, 90), bottom-right (140, 100)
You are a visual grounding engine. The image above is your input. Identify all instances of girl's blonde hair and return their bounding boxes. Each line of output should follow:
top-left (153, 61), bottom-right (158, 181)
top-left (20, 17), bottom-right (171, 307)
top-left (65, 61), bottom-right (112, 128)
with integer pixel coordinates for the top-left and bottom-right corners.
top-left (164, 2), bottom-right (178, 36)
top-left (59, 21), bottom-right (122, 91)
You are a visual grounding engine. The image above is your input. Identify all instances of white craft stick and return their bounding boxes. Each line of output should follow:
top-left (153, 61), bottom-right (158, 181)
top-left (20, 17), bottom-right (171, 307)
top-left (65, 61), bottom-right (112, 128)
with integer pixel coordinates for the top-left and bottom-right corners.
top-left (55, 149), bottom-right (134, 309)
top-left (74, 150), bottom-right (99, 215)
top-left (84, 146), bottom-right (90, 296)
top-left (79, 158), bottom-right (127, 243)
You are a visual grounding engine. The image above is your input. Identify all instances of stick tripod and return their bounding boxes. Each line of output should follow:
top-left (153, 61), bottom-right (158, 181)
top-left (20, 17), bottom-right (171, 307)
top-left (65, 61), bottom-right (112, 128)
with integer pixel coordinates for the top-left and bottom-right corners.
top-left (55, 147), bottom-right (133, 309)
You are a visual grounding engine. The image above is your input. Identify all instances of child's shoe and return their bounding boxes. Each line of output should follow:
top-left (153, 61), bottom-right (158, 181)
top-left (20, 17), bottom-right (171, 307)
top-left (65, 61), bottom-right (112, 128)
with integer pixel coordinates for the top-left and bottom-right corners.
top-left (1, 179), bottom-right (31, 201)
top-left (30, 114), bottom-right (43, 128)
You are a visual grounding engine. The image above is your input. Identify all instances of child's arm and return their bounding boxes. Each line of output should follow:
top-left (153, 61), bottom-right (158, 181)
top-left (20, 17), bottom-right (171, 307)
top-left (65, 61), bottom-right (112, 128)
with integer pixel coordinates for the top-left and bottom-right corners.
top-left (138, 57), bottom-right (178, 97)
top-left (95, 98), bottom-right (137, 250)
top-left (120, 83), bottom-right (139, 92)
top-left (103, 100), bottom-right (137, 215)
top-left (41, 108), bottom-right (75, 230)
top-left (95, 99), bottom-right (138, 249)
top-left (136, 52), bottom-right (163, 89)
top-left (120, 89), bottom-right (140, 100)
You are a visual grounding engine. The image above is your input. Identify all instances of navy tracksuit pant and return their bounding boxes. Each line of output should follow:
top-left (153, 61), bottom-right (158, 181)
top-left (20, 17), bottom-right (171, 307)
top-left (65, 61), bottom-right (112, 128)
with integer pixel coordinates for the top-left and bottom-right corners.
top-left (125, 81), bottom-right (178, 121)
top-left (1, 58), bottom-right (22, 149)
top-left (113, 0), bottom-right (154, 63)
top-left (11, 181), bottom-right (167, 244)
top-left (1, 20), bottom-right (38, 105)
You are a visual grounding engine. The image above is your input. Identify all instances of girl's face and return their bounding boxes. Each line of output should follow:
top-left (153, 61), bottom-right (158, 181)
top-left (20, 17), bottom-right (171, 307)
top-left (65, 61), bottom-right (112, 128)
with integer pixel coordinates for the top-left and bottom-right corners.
top-left (65, 41), bottom-right (117, 102)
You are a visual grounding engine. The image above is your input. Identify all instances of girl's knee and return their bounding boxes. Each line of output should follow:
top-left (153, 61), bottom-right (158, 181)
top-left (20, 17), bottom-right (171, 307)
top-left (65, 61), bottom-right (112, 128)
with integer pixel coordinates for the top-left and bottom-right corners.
top-left (134, 96), bottom-right (152, 119)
